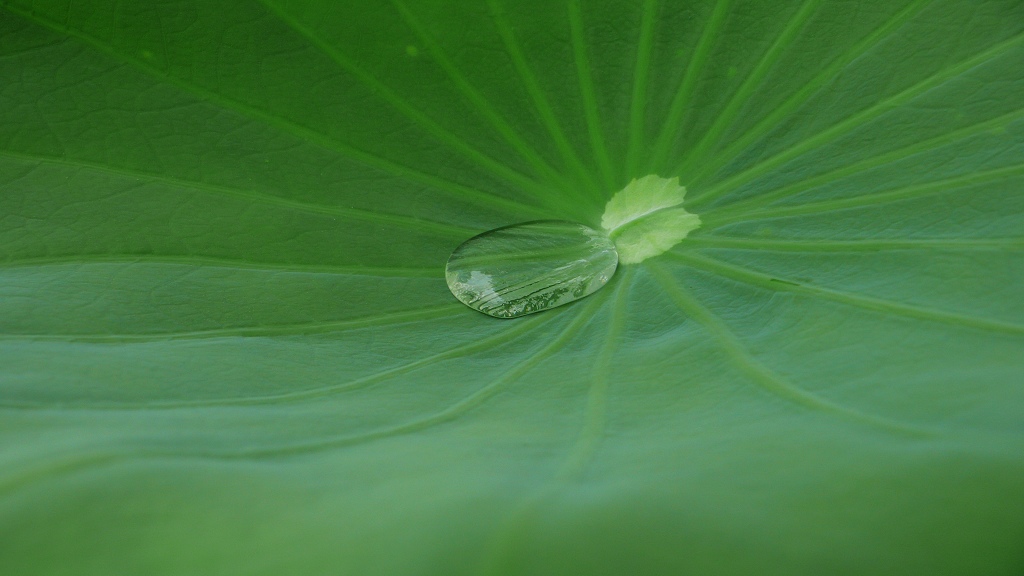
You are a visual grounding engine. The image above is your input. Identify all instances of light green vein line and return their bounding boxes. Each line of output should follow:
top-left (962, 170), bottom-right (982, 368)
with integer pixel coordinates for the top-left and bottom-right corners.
top-left (485, 0), bottom-right (603, 201)
top-left (706, 162), bottom-right (1024, 227)
top-left (0, 313), bottom-right (549, 411)
top-left (6, 425), bottom-right (1022, 502)
top-left (553, 268), bottom-right (631, 480)
top-left (233, 292), bottom-right (609, 458)
top-left (389, 0), bottom-right (583, 207)
top-left (666, 250), bottom-right (1024, 336)
top-left (0, 452), bottom-right (121, 498)
top-left (0, 149), bottom-right (476, 238)
top-left (701, 107), bottom-right (1024, 218)
top-left (685, 0), bottom-right (931, 183)
top-left (0, 255), bottom-right (441, 277)
top-left (647, 261), bottom-right (930, 435)
top-left (0, 296), bottom-right (605, 493)
top-left (257, 0), bottom-right (560, 212)
top-left (0, 304), bottom-right (466, 343)
top-left (477, 269), bottom-right (632, 576)
top-left (647, 0), bottom-right (733, 173)
top-left (568, 0), bottom-right (615, 190)
top-left (690, 30), bottom-right (1024, 206)
top-left (0, 3), bottom-right (542, 218)
top-left (676, 0), bottom-right (822, 177)
top-left (686, 235), bottom-right (1024, 252)
top-left (625, 0), bottom-right (659, 179)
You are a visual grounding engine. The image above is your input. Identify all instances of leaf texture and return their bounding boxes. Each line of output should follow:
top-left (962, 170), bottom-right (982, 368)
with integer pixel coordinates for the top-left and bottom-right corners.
top-left (1, 0), bottom-right (1023, 574)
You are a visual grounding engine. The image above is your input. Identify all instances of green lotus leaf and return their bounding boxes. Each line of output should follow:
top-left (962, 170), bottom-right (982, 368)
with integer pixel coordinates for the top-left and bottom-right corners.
top-left (1, 0), bottom-right (1022, 574)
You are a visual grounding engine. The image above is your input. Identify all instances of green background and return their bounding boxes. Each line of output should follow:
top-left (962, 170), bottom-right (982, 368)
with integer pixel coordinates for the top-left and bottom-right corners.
top-left (1, 0), bottom-right (1022, 574)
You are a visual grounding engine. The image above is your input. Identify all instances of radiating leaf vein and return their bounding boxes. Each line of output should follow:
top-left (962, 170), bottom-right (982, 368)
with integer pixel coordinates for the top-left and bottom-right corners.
top-left (691, 30), bottom-right (1024, 206)
top-left (485, 0), bottom-right (603, 200)
top-left (685, 0), bottom-right (932, 183)
top-left (687, 236), bottom-right (1024, 252)
top-left (0, 255), bottom-right (441, 277)
top-left (677, 0), bottom-right (823, 175)
top-left (0, 304), bottom-right (465, 343)
top-left (476, 271), bottom-right (632, 575)
top-left (0, 312), bottom-right (550, 411)
top-left (705, 106), bottom-right (1024, 218)
top-left (668, 250), bottom-right (1024, 335)
top-left (648, 0), bottom-right (733, 172)
top-left (388, 0), bottom-right (585, 210)
top-left (647, 261), bottom-right (931, 435)
top-left (706, 162), bottom-right (1024, 227)
top-left (0, 149), bottom-right (476, 237)
top-left (0, 3), bottom-right (544, 217)
top-left (257, 0), bottom-right (562, 210)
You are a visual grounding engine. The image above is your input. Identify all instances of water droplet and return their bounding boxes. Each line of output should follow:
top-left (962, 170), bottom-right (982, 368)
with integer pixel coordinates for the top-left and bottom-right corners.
top-left (445, 220), bottom-right (618, 318)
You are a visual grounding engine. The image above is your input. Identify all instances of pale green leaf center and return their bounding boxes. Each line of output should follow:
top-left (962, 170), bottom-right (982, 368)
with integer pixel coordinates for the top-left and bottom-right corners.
top-left (601, 175), bottom-right (701, 264)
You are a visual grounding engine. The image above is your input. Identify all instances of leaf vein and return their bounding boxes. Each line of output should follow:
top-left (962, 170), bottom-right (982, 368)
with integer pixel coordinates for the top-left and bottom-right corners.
top-left (706, 162), bottom-right (1024, 226)
top-left (677, 0), bottom-right (823, 175)
top-left (0, 149), bottom-right (477, 237)
top-left (685, 0), bottom-right (931, 183)
top-left (691, 30), bottom-right (1024, 206)
top-left (0, 3), bottom-right (541, 217)
top-left (667, 251), bottom-right (1024, 336)
top-left (647, 261), bottom-right (932, 435)
top-left (705, 106), bottom-right (1024, 218)
top-left (0, 304), bottom-right (465, 343)
top-left (257, 0), bottom-right (563, 211)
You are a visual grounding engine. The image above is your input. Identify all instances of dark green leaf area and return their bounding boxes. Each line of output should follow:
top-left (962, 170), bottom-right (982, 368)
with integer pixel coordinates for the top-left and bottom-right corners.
top-left (1, 0), bottom-right (1022, 574)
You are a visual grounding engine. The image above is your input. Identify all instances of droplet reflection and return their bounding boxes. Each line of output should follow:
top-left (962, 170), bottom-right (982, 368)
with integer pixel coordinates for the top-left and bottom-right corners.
top-left (445, 220), bottom-right (618, 318)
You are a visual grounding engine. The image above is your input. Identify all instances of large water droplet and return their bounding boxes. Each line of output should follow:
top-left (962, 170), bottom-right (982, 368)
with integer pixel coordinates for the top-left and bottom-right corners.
top-left (445, 220), bottom-right (618, 318)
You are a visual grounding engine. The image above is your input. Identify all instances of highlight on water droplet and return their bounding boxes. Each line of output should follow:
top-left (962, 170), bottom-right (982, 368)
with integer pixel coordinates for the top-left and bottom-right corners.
top-left (445, 220), bottom-right (618, 319)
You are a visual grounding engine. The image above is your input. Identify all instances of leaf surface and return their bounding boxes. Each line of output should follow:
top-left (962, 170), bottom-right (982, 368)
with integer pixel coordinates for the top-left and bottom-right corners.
top-left (1, 0), bottom-right (1023, 574)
